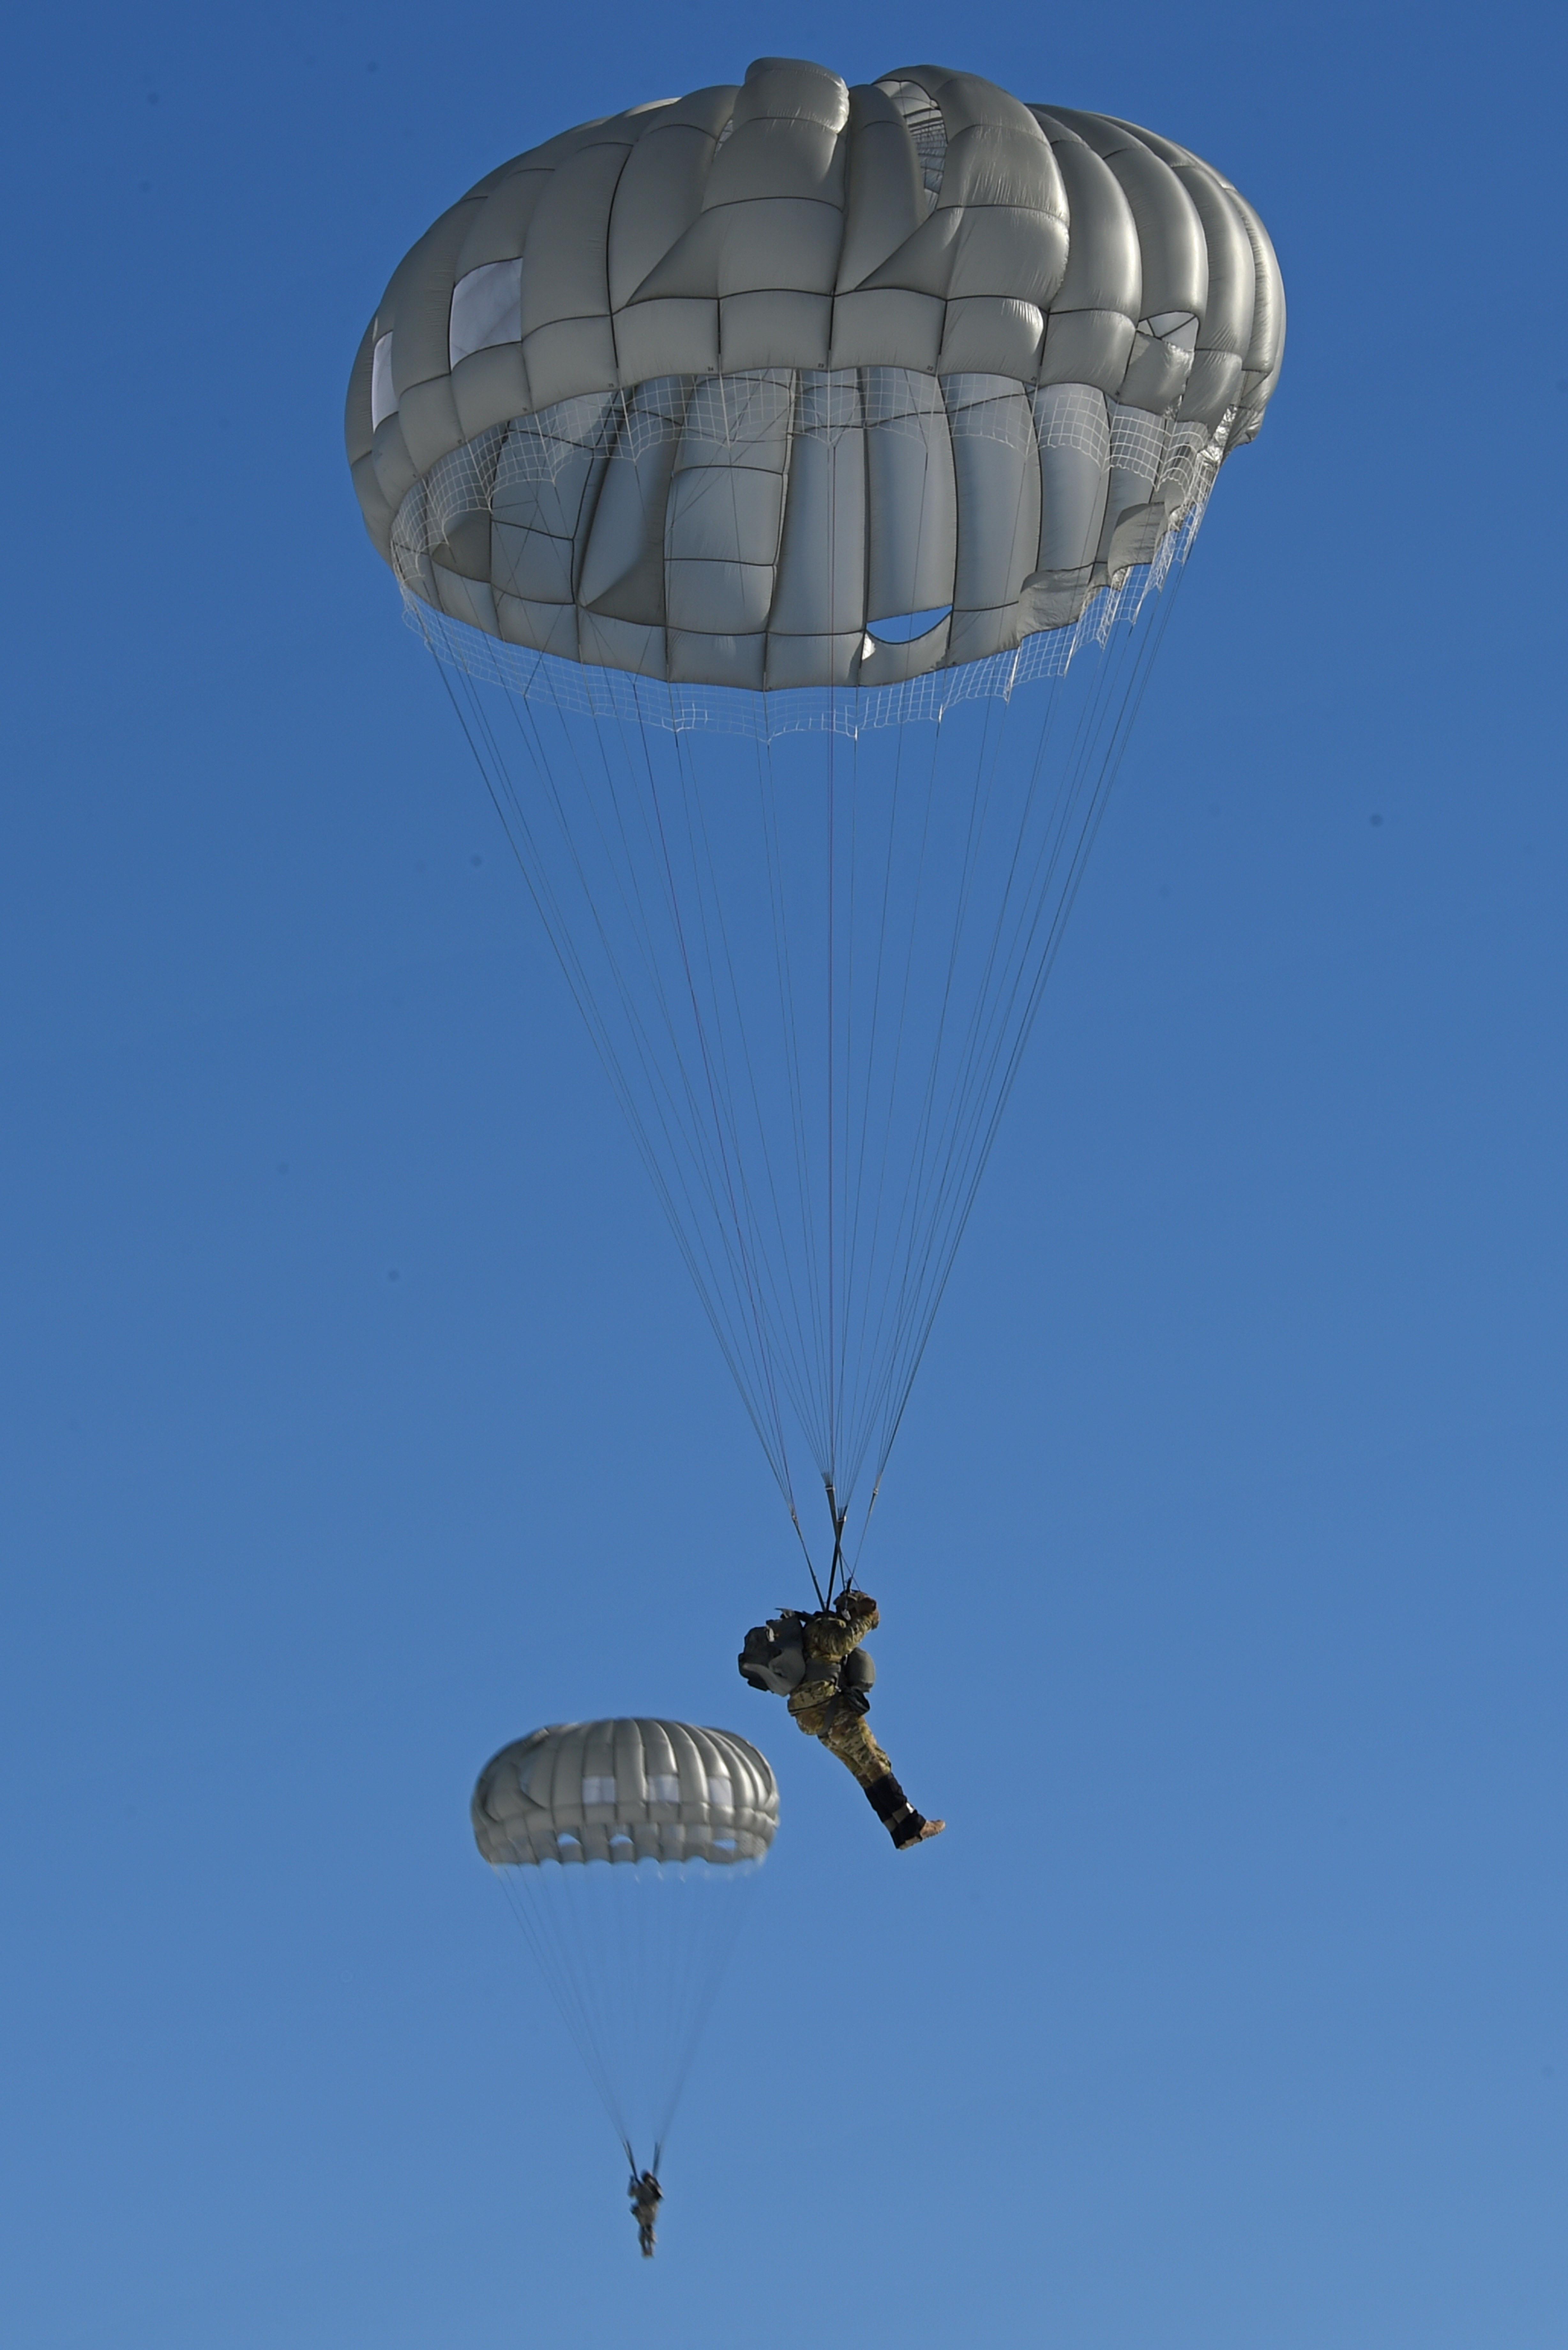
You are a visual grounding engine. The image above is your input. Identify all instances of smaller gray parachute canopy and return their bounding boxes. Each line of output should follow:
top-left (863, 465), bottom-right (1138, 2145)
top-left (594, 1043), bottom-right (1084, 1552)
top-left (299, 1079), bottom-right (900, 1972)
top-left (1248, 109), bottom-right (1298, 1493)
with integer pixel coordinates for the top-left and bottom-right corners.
top-left (472, 1719), bottom-right (779, 1866)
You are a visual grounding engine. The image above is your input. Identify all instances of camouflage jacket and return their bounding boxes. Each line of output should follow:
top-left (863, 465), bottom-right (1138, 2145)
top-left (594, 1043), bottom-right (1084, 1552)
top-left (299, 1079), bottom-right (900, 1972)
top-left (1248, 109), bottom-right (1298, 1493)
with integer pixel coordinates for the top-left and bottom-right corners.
top-left (787, 1594), bottom-right (879, 1719)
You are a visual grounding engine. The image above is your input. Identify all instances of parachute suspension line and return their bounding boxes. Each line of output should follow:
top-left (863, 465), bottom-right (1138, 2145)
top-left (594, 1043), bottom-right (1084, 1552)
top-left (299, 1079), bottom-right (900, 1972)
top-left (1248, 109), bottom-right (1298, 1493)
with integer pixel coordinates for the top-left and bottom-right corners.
top-left (832, 701), bottom-right (865, 1490)
top-left (839, 676), bottom-right (920, 1444)
top-left (757, 708), bottom-right (831, 1501)
top-left (855, 659), bottom-right (1037, 1470)
top-left (576, 679), bottom-right (791, 1487)
top-left (825, 661), bottom-right (840, 1488)
top-left (647, 1861), bottom-right (761, 2159)
top-left (640, 690), bottom-right (802, 1510)
top-left (521, 425), bottom-right (810, 1516)
top-left (841, 695), bottom-right (888, 1447)
top-left (993, 557), bottom-right (1194, 1120)
top-left (438, 649), bottom-right (808, 1515)
top-left (841, 441), bottom-right (1028, 1504)
top-left (496, 1865), bottom-right (633, 2157)
top-left (497, 1856), bottom-right (761, 2180)
top-left (842, 696), bottom-right (947, 1494)
top-left (861, 674), bottom-right (1012, 1429)
top-left (833, 412), bottom-right (856, 1479)
top-left (434, 443), bottom-right (1205, 1563)
top-left (793, 1504), bottom-right (826, 1607)
top-left (866, 625), bottom-right (1134, 1484)
top-left (636, 423), bottom-right (817, 1510)
top-left (880, 471), bottom-right (1016, 1472)
top-left (814, 383), bottom-right (843, 1496)
top-left (563, 684), bottom-right (791, 1491)
top-left (879, 554), bottom-right (1124, 1447)
top-left (844, 510), bottom-right (1198, 1505)
top-left (676, 695), bottom-right (835, 1514)
top-left (822, 1477), bottom-right (850, 1605)
top-left (848, 1467), bottom-right (885, 1584)
top-left (831, 429), bottom-right (946, 1505)
top-left (440, 671), bottom-right (702, 1360)
top-left (858, 660), bottom-right (1068, 1457)
top-left (868, 553), bottom-right (1196, 1490)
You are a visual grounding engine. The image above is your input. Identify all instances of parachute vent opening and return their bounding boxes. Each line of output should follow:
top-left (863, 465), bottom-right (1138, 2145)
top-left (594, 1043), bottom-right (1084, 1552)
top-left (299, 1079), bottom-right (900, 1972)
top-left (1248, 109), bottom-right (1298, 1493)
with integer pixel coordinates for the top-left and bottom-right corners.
top-left (866, 606), bottom-right (951, 648)
top-left (370, 332), bottom-right (396, 430)
top-left (449, 258), bottom-right (524, 370)
top-left (881, 81), bottom-right (947, 200)
top-left (1139, 310), bottom-right (1200, 357)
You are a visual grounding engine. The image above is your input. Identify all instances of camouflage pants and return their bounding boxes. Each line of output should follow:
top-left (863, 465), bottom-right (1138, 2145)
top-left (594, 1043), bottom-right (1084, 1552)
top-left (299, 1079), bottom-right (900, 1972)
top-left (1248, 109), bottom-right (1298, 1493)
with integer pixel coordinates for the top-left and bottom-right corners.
top-left (790, 1700), bottom-right (893, 1788)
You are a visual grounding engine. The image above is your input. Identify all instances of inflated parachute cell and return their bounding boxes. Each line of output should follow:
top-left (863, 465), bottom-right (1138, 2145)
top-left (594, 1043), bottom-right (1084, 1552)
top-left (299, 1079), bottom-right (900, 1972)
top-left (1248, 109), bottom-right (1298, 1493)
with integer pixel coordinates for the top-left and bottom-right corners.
top-left (473, 1720), bottom-right (780, 1866)
top-left (346, 57), bottom-right (1284, 692)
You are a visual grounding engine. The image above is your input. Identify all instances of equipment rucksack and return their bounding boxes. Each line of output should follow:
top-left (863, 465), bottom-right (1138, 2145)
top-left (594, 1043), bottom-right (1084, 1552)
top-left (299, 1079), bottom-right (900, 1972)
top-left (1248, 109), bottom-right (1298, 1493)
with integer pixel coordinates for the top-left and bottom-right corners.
top-left (737, 1613), bottom-right (808, 1695)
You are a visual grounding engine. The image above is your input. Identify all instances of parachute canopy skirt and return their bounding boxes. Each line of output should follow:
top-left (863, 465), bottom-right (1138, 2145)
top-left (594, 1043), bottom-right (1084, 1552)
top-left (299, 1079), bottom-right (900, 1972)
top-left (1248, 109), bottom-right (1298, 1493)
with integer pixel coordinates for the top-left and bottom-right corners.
top-left (346, 57), bottom-right (1282, 706)
top-left (351, 61), bottom-right (1282, 1566)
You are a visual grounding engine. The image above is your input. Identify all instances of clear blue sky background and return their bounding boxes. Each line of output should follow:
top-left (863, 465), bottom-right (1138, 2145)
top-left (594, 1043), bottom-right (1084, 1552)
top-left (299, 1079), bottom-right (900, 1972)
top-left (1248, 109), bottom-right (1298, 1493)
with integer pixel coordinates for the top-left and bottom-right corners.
top-left (3, 4), bottom-right (1565, 2344)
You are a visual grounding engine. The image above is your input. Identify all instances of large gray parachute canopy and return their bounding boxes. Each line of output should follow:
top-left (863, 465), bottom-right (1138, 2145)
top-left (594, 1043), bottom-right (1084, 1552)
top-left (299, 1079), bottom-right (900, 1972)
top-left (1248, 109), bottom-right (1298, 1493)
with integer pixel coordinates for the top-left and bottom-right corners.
top-left (346, 57), bottom-right (1284, 693)
top-left (472, 1720), bottom-right (780, 1866)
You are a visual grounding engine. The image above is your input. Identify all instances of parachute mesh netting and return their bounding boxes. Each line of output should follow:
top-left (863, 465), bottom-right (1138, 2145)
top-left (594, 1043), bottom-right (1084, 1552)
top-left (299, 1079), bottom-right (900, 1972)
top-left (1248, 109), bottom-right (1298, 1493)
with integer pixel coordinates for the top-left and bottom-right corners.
top-left (410, 408), bottom-right (1206, 1582)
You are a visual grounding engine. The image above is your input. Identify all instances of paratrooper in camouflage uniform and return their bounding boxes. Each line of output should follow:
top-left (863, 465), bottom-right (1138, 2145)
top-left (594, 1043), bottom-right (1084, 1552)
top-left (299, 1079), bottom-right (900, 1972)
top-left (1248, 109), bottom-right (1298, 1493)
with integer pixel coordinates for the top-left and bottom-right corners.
top-left (629, 2169), bottom-right (662, 2257)
top-left (787, 1592), bottom-right (944, 1848)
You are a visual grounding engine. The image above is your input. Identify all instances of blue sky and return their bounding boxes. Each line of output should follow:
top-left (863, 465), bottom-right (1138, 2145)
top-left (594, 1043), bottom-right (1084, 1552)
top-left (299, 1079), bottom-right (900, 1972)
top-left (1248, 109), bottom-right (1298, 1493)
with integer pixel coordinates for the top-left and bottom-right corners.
top-left (2, 4), bottom-right (1565, 2344)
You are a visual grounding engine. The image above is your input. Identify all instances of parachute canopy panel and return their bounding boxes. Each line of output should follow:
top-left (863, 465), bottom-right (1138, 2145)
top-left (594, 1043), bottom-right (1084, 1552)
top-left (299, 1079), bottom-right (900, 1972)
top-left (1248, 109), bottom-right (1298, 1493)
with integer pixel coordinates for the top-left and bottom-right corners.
top-left (346, 57), bottom-right (1283, 693)
top-left (472, 1719), bottom-right (780, 1867)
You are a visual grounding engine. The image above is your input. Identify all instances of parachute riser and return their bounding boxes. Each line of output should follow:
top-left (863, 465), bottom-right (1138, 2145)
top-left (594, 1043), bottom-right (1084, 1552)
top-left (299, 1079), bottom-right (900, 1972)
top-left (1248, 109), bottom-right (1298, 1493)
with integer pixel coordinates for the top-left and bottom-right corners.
top-left (822, 1480), bottom-right (851, 1607)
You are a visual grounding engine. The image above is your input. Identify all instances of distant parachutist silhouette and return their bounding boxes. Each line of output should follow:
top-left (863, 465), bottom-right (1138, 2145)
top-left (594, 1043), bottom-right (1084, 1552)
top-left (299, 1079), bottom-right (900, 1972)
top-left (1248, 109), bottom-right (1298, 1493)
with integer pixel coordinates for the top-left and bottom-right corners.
top-left (629, 2168), bottom-right (662, 2258)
